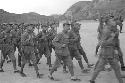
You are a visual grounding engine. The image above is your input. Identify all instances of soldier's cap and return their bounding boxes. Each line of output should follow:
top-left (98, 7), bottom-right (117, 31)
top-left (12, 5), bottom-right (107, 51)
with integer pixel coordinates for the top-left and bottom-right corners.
top-left (42, 24), bottom-right (48, 27)
top-left (63, 22), bottom-right (71, 26)
top-left (8, 23), bottom-right (13, 25)
top-left (109, 15), bottom-right (114, 19)
top-left (71, 22), bottom-right (81, 27)
top-left (49, 22), bottom-right (56, 26)
top-left (2, 23), bottom-right (8, 25)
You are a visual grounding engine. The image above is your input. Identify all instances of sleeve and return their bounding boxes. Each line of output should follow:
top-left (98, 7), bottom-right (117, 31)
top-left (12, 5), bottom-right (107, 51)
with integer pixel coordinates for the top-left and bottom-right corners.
top-left (52, 33), bottom-right (64, 48)
top-left (101, 32), bottom-right (116, 47)
top-left (97, 22), bottom-right (103, 33)
top-left (69, 31), bottom-right (79, 43)
top-left (21, 33), bottom-right (26, 42)
top-left (21, 33), bottom-right (29, 43)
top-left (35, 32), bottom-right (42, 40)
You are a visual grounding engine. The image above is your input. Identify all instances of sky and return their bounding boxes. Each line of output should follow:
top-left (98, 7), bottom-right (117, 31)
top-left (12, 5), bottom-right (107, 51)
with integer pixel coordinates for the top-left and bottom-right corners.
top-left (0, 0), bottom-right (92, 16)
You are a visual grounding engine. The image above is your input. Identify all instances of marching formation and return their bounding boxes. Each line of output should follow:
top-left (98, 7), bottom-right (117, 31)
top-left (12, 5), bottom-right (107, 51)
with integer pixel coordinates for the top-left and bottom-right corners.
top-left (0, 14), bottom-right (125, 83)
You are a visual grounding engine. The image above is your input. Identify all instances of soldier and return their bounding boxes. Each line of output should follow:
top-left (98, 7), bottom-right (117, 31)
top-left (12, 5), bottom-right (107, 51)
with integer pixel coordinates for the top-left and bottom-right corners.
top-left (95, 16), bottom-right (105, 55)
top-left (71, 22), bottom-right (94, 68)
top-left (48, 23), bottom-right (57, 53)
top-left (90, 17), bottom-right (124, 83)
top-left (114, 17), bottom-right (125, 71)
top-left (48, 22), bottom-right (80, 81)
top-left (0, 27), bottom-right (19, 73)
top-left (115, 15), bottom-right (124, 33)
top-left (20, 26), bottom-right (41, 78)
top-left (63, 22), bottom-right (90, 73)
top-left (96, 16), bottom-right (125, 71)
top-left (36, 24), bottom-right (52, 70)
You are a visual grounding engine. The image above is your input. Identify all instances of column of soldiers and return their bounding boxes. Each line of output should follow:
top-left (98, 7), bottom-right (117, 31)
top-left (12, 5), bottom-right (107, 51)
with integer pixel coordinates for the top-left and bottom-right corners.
top-left (0, 14), bottom-right (124, 82)
top-left (0, 23), bottom-right (59, 78)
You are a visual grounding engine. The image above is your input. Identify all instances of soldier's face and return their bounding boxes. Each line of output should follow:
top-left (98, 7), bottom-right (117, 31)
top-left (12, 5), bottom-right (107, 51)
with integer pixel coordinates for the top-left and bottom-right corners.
top-left (51, 24), bottom-right (56, 28)
top-left (43, 27), bottom-right (47, 31)
top-left (77, 25), bottom-right (80, 30)
top-left (63, 25), bottom-right (70, 31)
top-left (108, 19), bottom-right (116, 26)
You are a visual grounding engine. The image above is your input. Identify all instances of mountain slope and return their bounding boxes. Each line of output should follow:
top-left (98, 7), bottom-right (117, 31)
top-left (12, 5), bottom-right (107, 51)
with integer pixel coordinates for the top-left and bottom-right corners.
top-left (0, 9), bottom-right (58, 24)
top-left (65, 0), bottom-right (125, 20)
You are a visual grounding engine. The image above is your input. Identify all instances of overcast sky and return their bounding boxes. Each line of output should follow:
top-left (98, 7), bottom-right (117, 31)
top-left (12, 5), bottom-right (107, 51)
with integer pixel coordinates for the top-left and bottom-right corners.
top-left (0, 0), bottom-right (92, 16)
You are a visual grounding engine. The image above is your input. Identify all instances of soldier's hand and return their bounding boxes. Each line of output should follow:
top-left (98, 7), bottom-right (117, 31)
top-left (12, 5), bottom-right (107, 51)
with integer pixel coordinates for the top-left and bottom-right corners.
top-left (62, 44), bottom-right (66, 48)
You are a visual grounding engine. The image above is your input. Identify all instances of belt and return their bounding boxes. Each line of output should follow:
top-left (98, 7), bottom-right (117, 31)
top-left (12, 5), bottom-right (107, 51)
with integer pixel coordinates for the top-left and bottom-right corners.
top-left (101, 45), bottom-right (115, 48)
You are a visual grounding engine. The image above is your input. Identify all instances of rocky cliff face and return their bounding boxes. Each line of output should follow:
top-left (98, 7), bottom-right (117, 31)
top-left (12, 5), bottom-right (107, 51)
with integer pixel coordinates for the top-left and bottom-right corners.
top-left (65, 0), bottom-right (125, 20)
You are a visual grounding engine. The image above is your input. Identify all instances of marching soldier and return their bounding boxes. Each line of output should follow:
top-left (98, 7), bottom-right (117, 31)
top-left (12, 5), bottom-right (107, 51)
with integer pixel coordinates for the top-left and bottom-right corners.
top-left (48, 23), bottom-right (57, 53)
top-left (116, 15), bottom-right (124, 33)
top-left (20, 26), bottom-right (41, 78)
top-left (0, 27), bottom-right (19, 73)
top-left (90, 16), bottom-right (124, 83)
top-left (36, 24), bottom-right (52, 70)
top-left (48, 22), bottom-right (80, 81)
top-left (96, 16), bottom-right (125, 71)
top-left (71, 22), bottom-right (94, 68)
top-left (63, 22), bottom-right (90, 73)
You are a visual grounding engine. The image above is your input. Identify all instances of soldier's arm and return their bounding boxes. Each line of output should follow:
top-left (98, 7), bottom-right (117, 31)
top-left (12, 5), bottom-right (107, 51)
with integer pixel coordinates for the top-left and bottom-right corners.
top-left (101, 32), bottom-right (116, 46)
top-left (69, 31), bottom-right (79, 43)
top-left (21, 33), bottom-right (29, 43)
top-left (52, 33), bottom-right (64, 48)
top-left (35, 32), bottom-right (43, 40)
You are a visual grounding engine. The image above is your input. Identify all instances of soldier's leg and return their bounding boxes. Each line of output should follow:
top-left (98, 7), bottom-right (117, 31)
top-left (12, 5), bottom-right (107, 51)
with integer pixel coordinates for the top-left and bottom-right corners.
top-left (0, 51), bottom-right (6, 72)
top-left (49, 45), bottom-right (52, 54)
top-left (63, 55), bottom-right (80, 80)
top-left (90, 58), bottom-right (106, 82)
top-left (37, 47), bottom-right (44, 64)
top-left (8, 51), bottom-right (19, 72)
top-left (17, 45), bottom-right (22, 67)
top-left (20, 54), bottom-right (27, 77)
top-left (49, 55), bottom-right (62, 76)
top-left (63, 56), bottom-right (74, 76)
top-left (74, 50), bottom-right (90, 72)
top-left (18, 53), bottom-right (21, 67)
top-left (45, 46), bottom-right (52, 69)
top-left (62, 54), bottom-right (73, 73)
top-left (120, 24), bottom-right (123, 33)
top-left (30, 51), bottom-right (40, 78)
top-left (118, 47), bottom-right (125, 70)
top-left (34, 47), bottom-right (39, 64)
top-left (6, 55), bottom-right (11, 63)
top-left (63, 63), bottom-right (68, 73)
top-left (75, 54), bottom-right (84, 70)
top-left (95, 44), bottom-right (100, 55)
top-left (109, 59), bottom-right (123, 83)
top-left (79, 48), bottom-right (93, 67)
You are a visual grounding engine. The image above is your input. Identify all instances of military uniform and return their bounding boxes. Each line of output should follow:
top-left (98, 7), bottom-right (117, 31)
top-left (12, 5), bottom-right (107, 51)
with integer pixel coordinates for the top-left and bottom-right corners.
top-left (49, 31), bottom-right (74, 76)
top-left (48, 27), bottom-right (57, 53)
top-left (96, 18), bottom-right (125, 71)
top-left (49, 23), bottom-right (79, 80)
top-left (76, 29), bottom-right (93, 67)
top-left (67, 29), bottom-right (85, 71)
top-left (113, 27), bottom-right (125, 71)
top-left (36, 29), bottom-right (52, 69)
top-left (20, 29), bottom-right (40, 78)
top-left (90, 24), bottom-right (124, 83)
top-left (116, 16), bottom-right (123, 33)
top-left (0, 29), bottom-right (18, 72)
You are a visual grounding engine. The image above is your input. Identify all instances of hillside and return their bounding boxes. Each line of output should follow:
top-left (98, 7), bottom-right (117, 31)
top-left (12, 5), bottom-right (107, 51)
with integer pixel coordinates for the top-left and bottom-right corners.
top-left (64, 1), bottom-right (92, 20)
top-left (0, 9), bottom-right (59, 24)
top-left (65, 0), bottom-right (125, 20)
